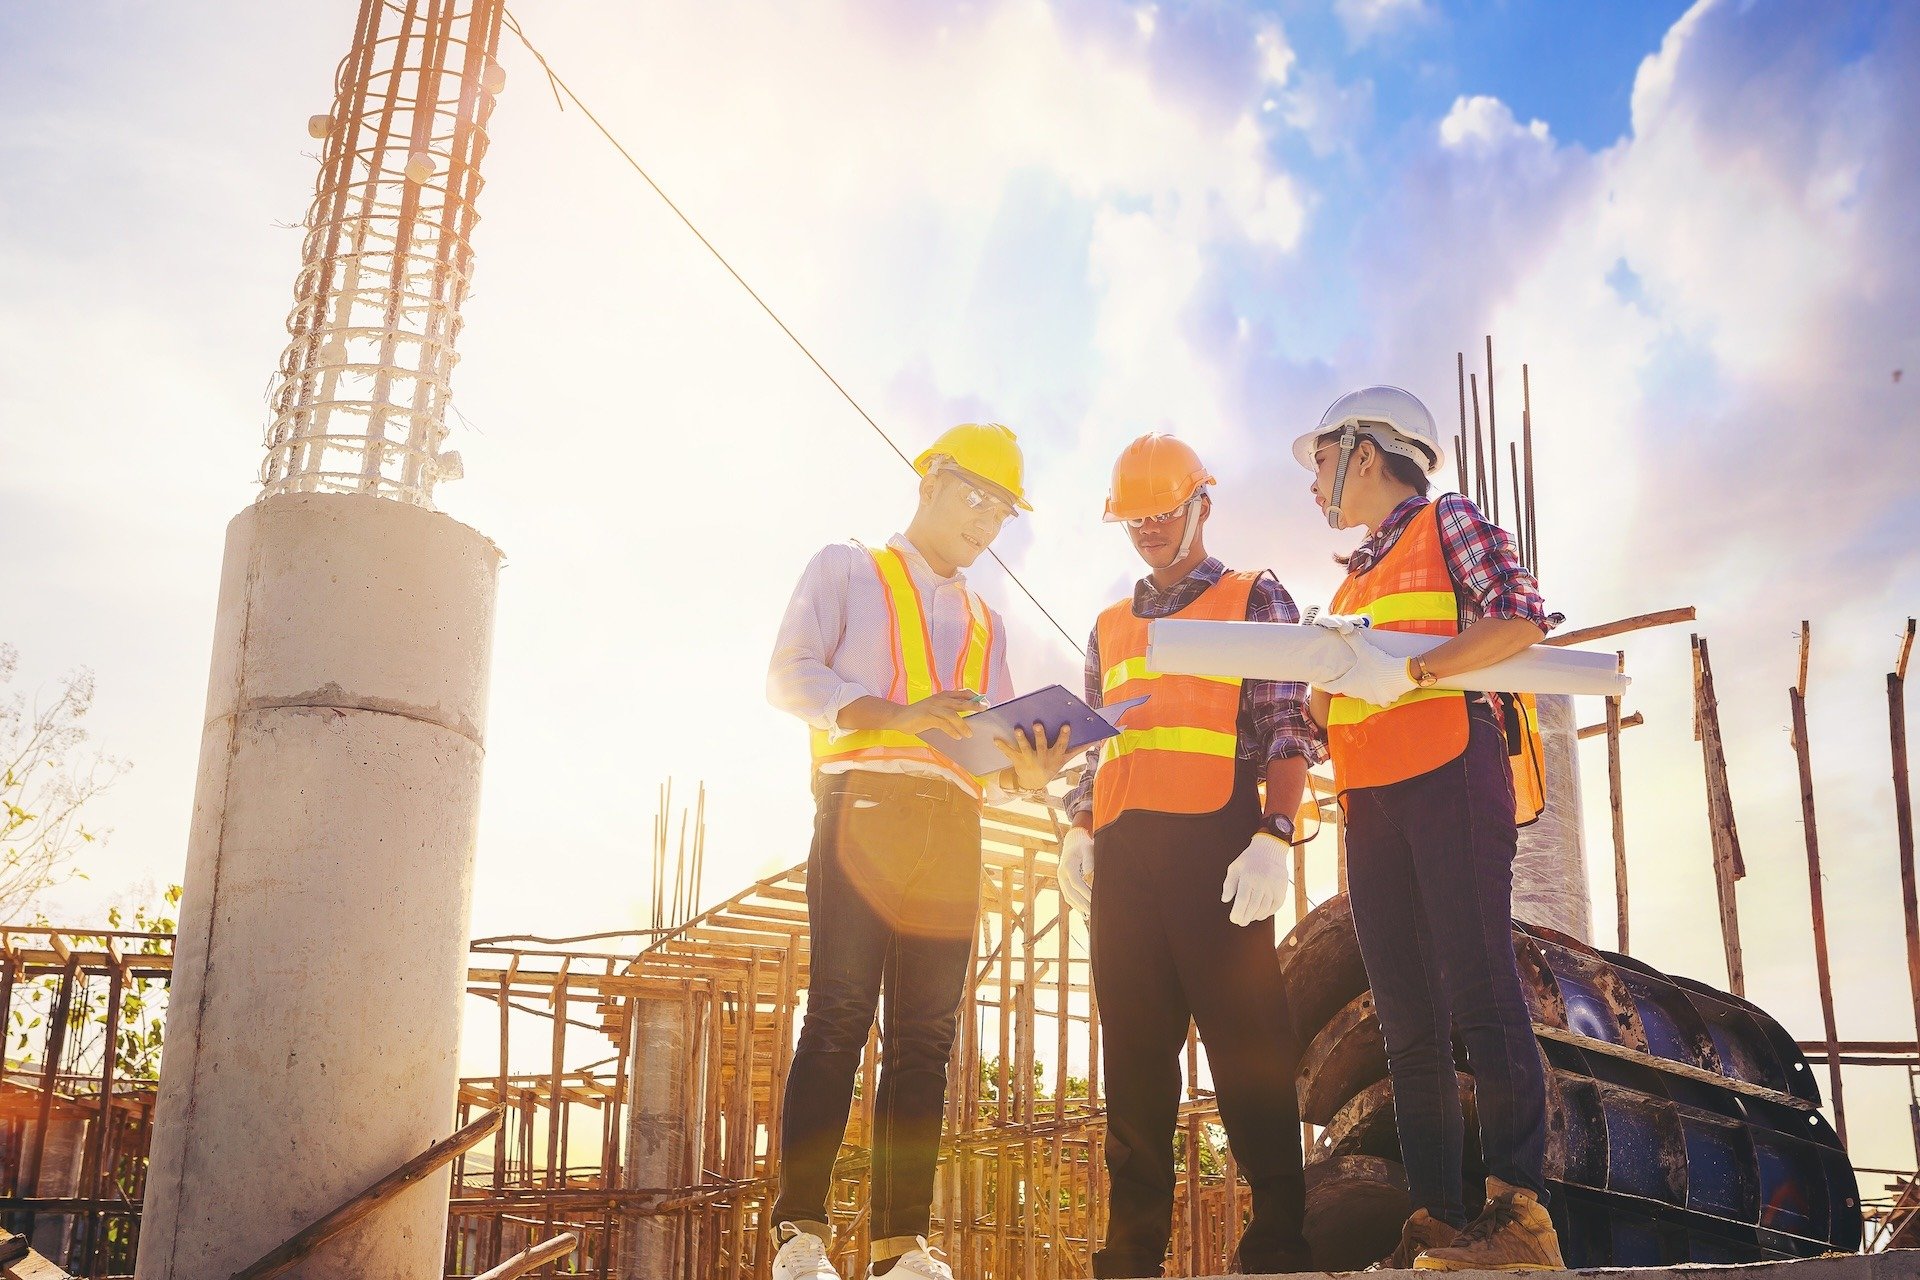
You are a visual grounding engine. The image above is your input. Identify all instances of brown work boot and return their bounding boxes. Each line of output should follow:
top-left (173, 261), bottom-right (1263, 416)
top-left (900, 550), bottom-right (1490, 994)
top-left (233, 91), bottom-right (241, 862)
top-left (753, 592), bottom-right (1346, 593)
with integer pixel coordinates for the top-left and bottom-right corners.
top-left (1413, 1179), bottom-right (1563, 1272)
top-left (1368, 1208), bottom-right (1460, 1270)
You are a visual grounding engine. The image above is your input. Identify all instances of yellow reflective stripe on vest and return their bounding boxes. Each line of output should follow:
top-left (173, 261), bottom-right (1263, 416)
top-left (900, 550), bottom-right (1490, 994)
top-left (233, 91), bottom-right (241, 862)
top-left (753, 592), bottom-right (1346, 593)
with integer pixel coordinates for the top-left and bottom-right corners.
top-left (815, 725), bottom-right (942, 755)
top-left (812, 546), bottom-right (994, 784)
top-left (1101, 656), bottom-right (1241, 696)
top-left (1325, 685), bottom-right (1462, 726)
top-left (873, 548), bottom-right (936, 704)
top-left (958, 592), bottom-right (991, 693)
top-left (1356, 590), bottom-right (1458, 626)
top-left (1100, 724), bottom-right (1240, 763)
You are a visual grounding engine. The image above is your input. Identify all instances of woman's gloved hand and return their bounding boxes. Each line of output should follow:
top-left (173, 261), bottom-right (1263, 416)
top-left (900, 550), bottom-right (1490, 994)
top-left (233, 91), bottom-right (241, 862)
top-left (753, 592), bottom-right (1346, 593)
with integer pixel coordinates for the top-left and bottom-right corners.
top-left (1313, 629), bottom-right (1418, 709)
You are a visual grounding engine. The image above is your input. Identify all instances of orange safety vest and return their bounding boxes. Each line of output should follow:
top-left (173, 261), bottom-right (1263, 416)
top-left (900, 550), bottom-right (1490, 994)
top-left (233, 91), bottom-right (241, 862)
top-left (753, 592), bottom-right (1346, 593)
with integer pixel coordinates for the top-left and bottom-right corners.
top-left (1327, 502), bottom-right (1471, 792)
top-left (810, 545), bottom-right (997, 798)
top-left (1509, 691), bottom-right (1546, 827)
top-left (1327, 502), bottom-right (1546, 826)
top-left (1092, 571), bottom-right (1259, 830)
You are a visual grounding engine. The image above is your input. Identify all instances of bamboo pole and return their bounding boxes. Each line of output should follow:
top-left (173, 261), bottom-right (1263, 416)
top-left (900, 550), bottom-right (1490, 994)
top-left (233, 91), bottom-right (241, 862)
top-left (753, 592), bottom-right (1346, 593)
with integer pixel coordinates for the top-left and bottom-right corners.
top-left (475, 1232), bottom-right (579, 1280)
top-left (1544, 606), bottom-right (1697, 648)
top-left (1292, 841), bottom-right (1309, 927)
top-left (1335, 807), bottom-right (1348, 897)
top-left (547, 966), bottom-right (568, 1189)
top-left (232, 1108), bottom-right (504, 1280)
top-left (492, 969), bottom-right (512, 1266)
top-left (1185, 1112), bottom-right (1203, 1278)
top-left (1891, 619), bottom-right (1920, 1061)
top-left (1693, 636), bottom-right (1746, 996)
top-left (1788, 623), bottom-right (1845, 1146)
top-left (1606, 651), bottom-right (1629, 954)
top-left (1579, 711), bottom-right (1644, 740)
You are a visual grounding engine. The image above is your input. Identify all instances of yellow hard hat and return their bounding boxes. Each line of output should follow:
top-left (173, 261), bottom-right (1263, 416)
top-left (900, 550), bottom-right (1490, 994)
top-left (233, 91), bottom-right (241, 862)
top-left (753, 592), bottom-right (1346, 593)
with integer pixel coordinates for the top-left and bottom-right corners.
top-left (913, 422), bottom-right (1032, 511)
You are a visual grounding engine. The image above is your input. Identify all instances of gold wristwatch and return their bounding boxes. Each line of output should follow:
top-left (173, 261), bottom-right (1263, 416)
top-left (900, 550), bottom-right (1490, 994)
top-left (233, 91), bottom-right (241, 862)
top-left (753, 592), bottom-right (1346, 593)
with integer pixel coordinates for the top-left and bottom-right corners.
top-left (1409, 657), bottom-right (1441, 688)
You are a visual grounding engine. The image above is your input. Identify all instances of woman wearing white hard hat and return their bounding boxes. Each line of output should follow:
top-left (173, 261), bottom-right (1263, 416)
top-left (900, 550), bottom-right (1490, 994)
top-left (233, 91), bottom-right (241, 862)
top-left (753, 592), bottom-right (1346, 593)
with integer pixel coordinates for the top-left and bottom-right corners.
top-left (1290, 386), bottom-right (1566, 1273)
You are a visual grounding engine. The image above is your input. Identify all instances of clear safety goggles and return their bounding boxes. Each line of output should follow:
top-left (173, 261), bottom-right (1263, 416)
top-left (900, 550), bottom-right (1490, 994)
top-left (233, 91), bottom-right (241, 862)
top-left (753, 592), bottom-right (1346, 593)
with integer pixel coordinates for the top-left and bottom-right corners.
top-left (1120, 494), bottom-right (1201, 529)
top-left (956, 480), bottom-right (1018, 524)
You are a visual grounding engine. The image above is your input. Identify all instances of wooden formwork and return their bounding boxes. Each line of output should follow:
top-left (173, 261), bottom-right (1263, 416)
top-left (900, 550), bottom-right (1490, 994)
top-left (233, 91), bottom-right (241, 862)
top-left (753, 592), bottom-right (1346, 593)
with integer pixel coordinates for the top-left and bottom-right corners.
top-left (442, 788), bottom-right (1281, 1279)
top-left (446, 792), bottom-right (1142, 1278)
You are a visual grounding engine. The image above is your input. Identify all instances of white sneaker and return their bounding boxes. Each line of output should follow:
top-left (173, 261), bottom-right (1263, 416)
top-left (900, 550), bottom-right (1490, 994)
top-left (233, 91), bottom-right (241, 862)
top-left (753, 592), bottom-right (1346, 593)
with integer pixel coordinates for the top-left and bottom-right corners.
top-left (774, 1221), bottom-right (842, 1280)
top-left (875, 1236), bottom-right (954, 1280)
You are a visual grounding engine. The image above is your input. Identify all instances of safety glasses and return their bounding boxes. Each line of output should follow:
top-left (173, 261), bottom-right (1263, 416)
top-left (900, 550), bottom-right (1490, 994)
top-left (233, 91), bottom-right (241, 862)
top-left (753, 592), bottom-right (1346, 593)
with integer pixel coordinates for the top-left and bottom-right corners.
top-left (1120, 495), bottom-right (1200, 529)
top-left (955, 479), bottom-right (1018, 524)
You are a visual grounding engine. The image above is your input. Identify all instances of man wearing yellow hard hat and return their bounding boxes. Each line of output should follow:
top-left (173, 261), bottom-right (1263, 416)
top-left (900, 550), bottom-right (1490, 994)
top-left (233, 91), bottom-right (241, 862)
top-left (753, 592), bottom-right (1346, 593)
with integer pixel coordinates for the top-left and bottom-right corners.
top-left (1058, 434), bottom-right (1318, 1277)
top-left (766, 423), bottom-right (1072, 1280)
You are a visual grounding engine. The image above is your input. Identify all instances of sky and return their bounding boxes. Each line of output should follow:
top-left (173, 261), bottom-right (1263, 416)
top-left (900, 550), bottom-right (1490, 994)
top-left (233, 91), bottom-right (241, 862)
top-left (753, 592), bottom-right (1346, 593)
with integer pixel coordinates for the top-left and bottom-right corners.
top-left (4, 0), bottom-right (1920, 1172)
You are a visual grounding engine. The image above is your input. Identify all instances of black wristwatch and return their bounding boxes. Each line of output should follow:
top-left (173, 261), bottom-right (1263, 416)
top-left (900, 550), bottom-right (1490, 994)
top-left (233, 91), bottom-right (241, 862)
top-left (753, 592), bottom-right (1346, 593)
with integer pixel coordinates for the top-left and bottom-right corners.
top-left (1260, 812), bottom-right (1296, 843)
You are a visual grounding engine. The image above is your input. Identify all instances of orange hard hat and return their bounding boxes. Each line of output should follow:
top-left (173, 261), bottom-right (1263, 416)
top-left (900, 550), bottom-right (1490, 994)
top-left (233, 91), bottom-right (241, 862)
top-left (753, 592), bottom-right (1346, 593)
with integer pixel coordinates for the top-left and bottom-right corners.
top-left (1103, 434), bottom-right (1216, 522)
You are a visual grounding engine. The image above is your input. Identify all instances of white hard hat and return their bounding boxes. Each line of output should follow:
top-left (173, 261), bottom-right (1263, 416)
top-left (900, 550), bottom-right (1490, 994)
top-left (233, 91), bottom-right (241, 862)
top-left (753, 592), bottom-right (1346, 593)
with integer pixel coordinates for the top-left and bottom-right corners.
top-left (1291, 385), bottom-right (1444, 475)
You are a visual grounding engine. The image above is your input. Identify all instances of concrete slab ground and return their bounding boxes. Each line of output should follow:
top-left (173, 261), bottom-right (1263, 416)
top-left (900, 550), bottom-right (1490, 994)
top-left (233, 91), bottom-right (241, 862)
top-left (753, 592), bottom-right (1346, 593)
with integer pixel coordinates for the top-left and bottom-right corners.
top-left (1164, 1256), bottom-right (1917, 1280)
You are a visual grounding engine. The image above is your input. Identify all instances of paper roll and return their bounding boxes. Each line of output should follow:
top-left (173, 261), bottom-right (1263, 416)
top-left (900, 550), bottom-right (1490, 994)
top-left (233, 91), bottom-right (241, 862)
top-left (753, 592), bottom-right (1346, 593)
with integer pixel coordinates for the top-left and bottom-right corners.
top-left (1146, 620), bottom-right (1629, 697)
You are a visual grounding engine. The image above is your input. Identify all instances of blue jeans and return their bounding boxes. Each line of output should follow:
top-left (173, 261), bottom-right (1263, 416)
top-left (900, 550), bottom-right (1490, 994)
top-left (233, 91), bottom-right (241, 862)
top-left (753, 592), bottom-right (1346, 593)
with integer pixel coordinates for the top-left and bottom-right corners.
top-left (771, 771), bottom-right (981, 1242)
top-left (1344, 705), bottom-right (1548, 1227)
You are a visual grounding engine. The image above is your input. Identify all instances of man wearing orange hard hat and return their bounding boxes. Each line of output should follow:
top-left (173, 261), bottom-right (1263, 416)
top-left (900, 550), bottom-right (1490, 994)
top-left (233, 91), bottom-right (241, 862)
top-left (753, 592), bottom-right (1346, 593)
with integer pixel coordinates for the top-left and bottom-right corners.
top-left (767, 423), bottom-right (1073, 1280)
top-left (1058, 434), bottom-right (1319, 1277)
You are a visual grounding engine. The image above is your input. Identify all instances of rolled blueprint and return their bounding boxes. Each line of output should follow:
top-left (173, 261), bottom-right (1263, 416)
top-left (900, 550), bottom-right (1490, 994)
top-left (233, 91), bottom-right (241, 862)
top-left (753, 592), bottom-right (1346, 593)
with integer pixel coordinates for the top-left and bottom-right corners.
top-left (1146, 620), bottom-right (1629, 697)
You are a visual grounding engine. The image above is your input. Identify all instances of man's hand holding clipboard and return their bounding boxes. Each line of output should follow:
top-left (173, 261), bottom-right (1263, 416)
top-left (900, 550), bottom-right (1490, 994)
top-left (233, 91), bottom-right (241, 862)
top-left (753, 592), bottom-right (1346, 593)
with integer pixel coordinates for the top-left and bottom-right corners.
top-left (915, 684), bottom-right (1150, 781)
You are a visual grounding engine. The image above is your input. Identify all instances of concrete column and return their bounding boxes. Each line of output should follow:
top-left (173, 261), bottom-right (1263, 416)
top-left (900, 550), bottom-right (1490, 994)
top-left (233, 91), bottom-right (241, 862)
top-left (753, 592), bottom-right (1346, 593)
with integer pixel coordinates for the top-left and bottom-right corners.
top-left (137, 492), bottom-right (500, 1280)
top-left (621, 996), bottom-right (701, 1280)
top-left (1512, 692), bottom-right (1594, 943)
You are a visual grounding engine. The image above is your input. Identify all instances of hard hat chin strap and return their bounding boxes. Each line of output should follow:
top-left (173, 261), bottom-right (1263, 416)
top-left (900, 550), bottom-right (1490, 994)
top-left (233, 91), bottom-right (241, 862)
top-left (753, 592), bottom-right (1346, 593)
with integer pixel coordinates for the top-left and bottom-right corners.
top-left (1323, 425), bottom-right (1360, 530)
top-left (1175, 493), bottom-right (1205, 562)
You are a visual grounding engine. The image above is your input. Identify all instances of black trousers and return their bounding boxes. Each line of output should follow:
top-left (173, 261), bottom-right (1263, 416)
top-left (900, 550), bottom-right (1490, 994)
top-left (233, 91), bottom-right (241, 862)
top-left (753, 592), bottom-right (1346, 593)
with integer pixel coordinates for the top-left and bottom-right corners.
top-left (1090, 769), bottom-right (1311, 1277)
top-left (771, 770), bottom-right (982, 1242)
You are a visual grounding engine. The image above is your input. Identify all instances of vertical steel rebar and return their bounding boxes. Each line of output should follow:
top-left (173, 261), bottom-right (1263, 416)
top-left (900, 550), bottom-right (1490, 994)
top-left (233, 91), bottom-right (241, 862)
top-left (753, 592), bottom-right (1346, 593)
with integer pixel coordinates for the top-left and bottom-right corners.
top-left (1469, 374), bottom-right (1488, 510)
top-left (1455, 352), bottom-right (1470, 496)
top-left (1522, 363), bottom-right (1538, 576)
top-left (1485, 335), bottom-right (1500, 525)
top-left (262, 0), bottom-right (505, 504)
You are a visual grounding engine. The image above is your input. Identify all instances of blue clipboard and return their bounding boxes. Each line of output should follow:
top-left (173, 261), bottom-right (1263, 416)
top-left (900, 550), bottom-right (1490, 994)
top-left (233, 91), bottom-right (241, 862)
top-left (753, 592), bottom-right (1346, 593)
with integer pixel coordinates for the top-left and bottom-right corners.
top-left (916, 685), bottom-right (1149, 777)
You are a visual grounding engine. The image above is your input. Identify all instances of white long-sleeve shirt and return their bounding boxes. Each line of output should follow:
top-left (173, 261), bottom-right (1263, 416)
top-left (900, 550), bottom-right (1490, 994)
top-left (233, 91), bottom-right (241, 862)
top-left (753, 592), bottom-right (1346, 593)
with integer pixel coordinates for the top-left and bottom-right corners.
top-left (769, 535), bottom-right (1015, 795)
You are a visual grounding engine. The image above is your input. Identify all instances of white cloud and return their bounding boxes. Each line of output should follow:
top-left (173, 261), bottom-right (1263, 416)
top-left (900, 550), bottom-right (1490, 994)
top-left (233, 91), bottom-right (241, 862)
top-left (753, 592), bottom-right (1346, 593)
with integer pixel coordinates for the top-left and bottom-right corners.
top-left (1334, 0), bottom-right (1430, 46)
top-left (1280, 68), bottom-right (1375, 156)
top-left (1438, 94), bottom-right (1552, 152)
top-left (1255, 21), bottom-right (1294, 87)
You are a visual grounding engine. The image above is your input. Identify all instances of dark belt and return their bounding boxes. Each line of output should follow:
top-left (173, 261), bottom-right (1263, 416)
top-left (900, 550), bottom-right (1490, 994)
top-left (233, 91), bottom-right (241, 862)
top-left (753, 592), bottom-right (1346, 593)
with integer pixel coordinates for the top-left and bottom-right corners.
top-left (813, 768), bottom-right (978, 809)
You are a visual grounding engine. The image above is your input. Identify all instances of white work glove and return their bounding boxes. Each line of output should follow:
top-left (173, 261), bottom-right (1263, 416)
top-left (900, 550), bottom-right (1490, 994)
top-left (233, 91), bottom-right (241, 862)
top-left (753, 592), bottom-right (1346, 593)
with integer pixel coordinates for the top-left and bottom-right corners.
top-left (1315, 629), bottom-right (1419, 709)
top-left (1302, 606), bottom-right (1369, 635)
top-left (1058, 827), bottom-right (1095, 915)
top-left (1221, 832), bottom-right (1291, 926)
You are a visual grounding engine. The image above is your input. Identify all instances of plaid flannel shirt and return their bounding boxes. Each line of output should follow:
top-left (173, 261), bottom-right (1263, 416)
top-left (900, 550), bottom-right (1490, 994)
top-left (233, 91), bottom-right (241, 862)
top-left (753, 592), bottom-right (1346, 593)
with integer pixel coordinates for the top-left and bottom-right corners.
top-left (1343, 493), bottom-right (1556, 629)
